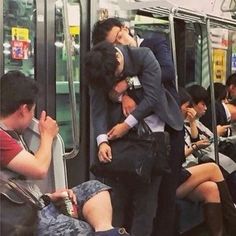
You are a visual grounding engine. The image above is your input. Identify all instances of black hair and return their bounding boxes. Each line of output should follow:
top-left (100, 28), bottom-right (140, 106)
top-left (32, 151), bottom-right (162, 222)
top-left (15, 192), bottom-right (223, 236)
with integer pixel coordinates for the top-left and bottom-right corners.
top-left (178, 87), bottom-right (192, 106)
top-left (92, 18), bottom-right (123, 45)
top-left (85, 41), bottom-right (119, 92)
top-left (207, 83), bottom-right (227, 102)
top-left (0, 70), bottom-right (39, 117)
top-left (186, 84), bottom-right (208, 105)
top-left (226, 73), bottom-right (236, 87)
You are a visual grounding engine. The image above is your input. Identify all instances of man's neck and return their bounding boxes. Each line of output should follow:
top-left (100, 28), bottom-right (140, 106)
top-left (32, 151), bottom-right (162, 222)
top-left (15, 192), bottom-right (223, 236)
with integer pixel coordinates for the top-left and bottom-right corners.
top-left (0, 116), bottom-right (17, 130)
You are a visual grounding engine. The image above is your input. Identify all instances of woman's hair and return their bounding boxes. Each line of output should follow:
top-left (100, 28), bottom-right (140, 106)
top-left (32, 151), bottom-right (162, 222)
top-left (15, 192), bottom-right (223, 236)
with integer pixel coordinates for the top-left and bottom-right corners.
top-left (186, 84), bottom-right (208, 105)
top-left (178, 87), bottom-right (192, 106)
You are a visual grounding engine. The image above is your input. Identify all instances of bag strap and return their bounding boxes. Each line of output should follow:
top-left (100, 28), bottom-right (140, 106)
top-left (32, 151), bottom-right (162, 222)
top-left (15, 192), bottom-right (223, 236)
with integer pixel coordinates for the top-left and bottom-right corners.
top-left (0, 177), bottom-right (42, 209)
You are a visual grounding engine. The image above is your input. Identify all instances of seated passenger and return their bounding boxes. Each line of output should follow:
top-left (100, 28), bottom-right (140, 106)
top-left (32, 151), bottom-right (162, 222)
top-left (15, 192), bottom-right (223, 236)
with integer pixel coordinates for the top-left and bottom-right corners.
top-left (184, 85), bottom-right (236, 173)
top-left (0, 71), bottom-right (130, 236)
top-left (225, 73), bottom-right (236, 121)
top-left (177, 87), bottom-right (236, 235)
top-left (200, 83), bottom-right (231, 137)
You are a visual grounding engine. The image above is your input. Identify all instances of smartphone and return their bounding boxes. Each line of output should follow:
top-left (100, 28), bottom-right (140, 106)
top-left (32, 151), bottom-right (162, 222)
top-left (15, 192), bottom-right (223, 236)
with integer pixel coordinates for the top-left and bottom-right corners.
top-left (209, 137), bottom-right (214, 143)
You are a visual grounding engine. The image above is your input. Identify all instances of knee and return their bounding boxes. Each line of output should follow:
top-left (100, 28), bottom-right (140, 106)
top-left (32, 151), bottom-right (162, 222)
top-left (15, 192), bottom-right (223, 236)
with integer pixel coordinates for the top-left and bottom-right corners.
top-left (208, 163), bottom-right (224, 179)
top-left (201, 181), bottom-right (220, 203)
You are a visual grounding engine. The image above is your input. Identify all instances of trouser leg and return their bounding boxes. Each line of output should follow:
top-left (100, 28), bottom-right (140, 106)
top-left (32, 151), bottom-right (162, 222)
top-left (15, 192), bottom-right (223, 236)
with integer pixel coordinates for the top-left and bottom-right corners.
top-left (103, 178), bottom-right (130, 228)
top-left (131, 175), bottom-right (162, 236)
top-left (153, 128), bottom-right (184, 236)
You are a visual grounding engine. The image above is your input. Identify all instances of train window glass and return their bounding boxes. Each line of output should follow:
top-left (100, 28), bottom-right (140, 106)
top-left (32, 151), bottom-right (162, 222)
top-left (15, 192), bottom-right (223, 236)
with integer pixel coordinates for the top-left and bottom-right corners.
top-left (3, 0), bottom-right (36, 77)
top-left (55, 0), bottom-right (80, 149)
top-left (210, 27), bottom-right (236, 84)
top-left (174, 20), bottom-right (208, 88)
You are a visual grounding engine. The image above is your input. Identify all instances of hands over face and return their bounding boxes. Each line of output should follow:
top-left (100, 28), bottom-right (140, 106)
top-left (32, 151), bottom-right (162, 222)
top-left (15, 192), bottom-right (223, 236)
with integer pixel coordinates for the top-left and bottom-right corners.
top-left (38, 110), bottom-right (59, 139)
top-left (186, 108), bottom-right (197, 122)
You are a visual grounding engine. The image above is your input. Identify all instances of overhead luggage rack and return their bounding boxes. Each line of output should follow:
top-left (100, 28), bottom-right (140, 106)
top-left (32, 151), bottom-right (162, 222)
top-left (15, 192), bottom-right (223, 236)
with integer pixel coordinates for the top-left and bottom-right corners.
top-left (207, 14), bottom-right (236, 31)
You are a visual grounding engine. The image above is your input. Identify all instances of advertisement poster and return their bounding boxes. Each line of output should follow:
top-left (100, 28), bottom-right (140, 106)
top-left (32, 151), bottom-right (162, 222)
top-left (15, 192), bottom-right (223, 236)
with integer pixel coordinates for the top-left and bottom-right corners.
top-left (11, 40), bottom-right (29, 60)
top-left (11, 27), bottom-right (29, 41)
top-left (212, 48), bottom-right (227, 84)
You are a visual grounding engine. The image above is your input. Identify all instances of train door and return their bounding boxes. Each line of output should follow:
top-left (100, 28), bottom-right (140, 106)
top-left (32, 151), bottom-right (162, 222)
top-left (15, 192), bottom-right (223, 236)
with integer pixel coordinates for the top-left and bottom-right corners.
top-left (0, 0), bottom-right (91, 188)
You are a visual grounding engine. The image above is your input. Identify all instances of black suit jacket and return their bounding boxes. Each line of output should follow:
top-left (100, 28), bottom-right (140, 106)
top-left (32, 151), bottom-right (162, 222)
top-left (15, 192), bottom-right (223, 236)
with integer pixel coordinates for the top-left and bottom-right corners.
top-left (140, 34), bottom-right (180, 103)
top-left (90, 45), bottom-right (183, 140)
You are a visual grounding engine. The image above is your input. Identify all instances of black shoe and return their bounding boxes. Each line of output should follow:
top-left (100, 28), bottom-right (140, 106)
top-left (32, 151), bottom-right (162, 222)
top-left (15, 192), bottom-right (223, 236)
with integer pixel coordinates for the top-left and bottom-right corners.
top-left (94, 227), bottom-right (130, 236)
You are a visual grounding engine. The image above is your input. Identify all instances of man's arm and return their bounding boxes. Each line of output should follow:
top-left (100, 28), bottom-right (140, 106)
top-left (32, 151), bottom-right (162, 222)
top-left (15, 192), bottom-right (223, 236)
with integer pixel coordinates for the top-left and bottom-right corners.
top-left (89, 86), bottom-right (109, 145)
top-left (6, 111), bottom-right (58, 179)
top-left (89, 86), bottom-right (112, 162)
top-left (108, 49), bottom-right (163, 139)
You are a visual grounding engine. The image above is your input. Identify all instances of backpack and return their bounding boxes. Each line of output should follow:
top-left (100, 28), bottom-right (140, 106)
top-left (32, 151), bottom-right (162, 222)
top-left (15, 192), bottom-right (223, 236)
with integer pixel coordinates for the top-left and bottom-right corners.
top-left (0, 177), bottom-right (42, 236)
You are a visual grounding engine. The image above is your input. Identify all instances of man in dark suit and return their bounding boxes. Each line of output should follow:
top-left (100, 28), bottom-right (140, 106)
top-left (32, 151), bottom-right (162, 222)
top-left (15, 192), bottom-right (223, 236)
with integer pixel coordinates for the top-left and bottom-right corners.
top-left (85, 41), bottom-right (183, 236)
top-left (92, 18), bottom-right (184, 236)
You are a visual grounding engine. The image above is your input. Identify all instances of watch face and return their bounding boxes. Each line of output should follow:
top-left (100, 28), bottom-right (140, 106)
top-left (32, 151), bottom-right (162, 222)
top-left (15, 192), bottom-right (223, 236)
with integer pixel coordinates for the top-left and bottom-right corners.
top-left (41, 194), bottom-right (51, 206)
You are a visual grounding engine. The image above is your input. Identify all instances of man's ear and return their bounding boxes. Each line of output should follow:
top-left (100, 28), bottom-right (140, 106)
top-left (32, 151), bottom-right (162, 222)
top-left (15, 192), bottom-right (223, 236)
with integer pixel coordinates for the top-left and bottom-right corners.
top-left (19, 104), bottom-right (29, 116)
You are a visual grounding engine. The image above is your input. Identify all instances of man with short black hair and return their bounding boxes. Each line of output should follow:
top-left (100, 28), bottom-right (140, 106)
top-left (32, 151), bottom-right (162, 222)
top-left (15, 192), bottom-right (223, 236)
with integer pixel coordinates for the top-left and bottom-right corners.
top-left (226, 73), bottom-right (236, 100)
top-left (0, 70), bottom-right (128, 236)
top-left (92, 18), bottom-right (185, 236)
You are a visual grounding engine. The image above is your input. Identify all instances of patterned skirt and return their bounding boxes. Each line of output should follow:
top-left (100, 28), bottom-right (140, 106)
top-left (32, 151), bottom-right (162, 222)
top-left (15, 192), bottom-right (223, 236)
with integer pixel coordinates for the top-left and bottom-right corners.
top-left (37, 180), bottom-right (111, 236)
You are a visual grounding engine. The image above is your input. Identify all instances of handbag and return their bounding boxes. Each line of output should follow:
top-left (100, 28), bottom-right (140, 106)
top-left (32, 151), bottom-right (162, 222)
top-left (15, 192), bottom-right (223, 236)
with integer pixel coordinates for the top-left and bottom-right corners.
top-left (0, 177), bottom-right (42, 236)
top-left (90, 121), bottom-right (171, 182)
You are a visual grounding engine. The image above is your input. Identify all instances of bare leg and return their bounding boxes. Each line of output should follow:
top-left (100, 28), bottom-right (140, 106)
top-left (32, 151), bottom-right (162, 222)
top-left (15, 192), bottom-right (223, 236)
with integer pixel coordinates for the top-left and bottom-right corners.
top-left (176, 163), bottom-right (224, 199)
top-left (185, 181), bottom-right (220, 203)
top-left (82, 191), bottom-right (113, 232)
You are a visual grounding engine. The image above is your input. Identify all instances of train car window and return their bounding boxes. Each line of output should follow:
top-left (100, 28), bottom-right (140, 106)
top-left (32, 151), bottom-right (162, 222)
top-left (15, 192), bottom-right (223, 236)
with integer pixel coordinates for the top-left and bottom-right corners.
top-left (55, 0), bottom-right (80, 150)
top-left (209, 24), bottom-right (236, 84)
top-left (174, 20), bottom-right (209, 88)
top-left (2, 0), bottom-right (36, 77)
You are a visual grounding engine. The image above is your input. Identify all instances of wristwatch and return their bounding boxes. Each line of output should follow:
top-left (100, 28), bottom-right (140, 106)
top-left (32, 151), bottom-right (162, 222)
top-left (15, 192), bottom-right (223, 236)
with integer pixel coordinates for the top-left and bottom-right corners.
top-left (125, 76), bottom-right (134, 89)
top-left (40, 194), bottom-right (51, 207)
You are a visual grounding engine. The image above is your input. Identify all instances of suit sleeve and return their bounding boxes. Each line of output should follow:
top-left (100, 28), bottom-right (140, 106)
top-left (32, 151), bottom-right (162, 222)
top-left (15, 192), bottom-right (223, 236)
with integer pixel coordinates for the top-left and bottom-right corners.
top-left (128, 49), bottom-right (163, 121)
top-left (142, 36), bottom-right (175, 83)
top-left (89, 86), bottom-right (108, 145)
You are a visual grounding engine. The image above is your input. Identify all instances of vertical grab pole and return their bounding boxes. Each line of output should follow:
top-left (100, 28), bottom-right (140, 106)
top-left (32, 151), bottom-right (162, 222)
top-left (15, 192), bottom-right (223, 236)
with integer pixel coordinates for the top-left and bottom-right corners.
top-left (61, 0), bottom-right (80, 159)
top-left (206, 18), bottom-right (219, 165)
top-left (169, 10), bottom-right (179, 91)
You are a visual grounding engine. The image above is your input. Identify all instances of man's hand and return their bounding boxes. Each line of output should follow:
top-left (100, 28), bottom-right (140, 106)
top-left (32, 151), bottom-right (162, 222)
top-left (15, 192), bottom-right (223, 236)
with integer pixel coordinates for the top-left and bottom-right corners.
top-left (107, 122), bottom-right (130, 140)
top-left (114, 79), bottom-right (129, 94)
top-left (217, 124), bottom-right (231, 137)
top-left (39, 110), bottom-right (59, 139)
top-left (122, 94), bottom-right (136, 117)
top-left (186, 108), bottom-right (197, 123)
top-left (48, 189), bottom-right (77, 205)
top-left (98, 142), bottom-right (112, 163)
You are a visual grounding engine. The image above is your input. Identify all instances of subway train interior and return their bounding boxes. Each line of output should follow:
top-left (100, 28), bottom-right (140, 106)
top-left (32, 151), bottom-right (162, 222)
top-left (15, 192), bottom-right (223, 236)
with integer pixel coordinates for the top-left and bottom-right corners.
top-left (1, 0), bottom-right (236, 235)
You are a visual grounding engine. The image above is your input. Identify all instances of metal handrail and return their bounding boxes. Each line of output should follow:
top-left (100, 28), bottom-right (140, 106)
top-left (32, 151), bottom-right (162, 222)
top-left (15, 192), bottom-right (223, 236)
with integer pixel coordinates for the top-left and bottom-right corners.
top-left (221, 0), bottom-right (236, 12)
top-left (206, 18), bottom-right (219, 165)
top-left (168, 11), bottom-right (178, 90)
top-left (61, 0), bottom-right (80, 159)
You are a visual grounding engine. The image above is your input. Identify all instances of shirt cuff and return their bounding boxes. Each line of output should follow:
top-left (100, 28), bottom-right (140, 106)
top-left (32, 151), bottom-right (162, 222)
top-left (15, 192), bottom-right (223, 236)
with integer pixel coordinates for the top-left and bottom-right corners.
top-left (97, 134), bottom-right (108, 146)
top-left (124, 115), bottom-right (138, 128)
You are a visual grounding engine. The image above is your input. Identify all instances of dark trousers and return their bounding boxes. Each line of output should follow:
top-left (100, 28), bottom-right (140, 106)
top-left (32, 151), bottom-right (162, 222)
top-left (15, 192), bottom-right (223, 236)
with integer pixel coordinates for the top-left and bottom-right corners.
top-left (153, 127), bottom-right (185, 236)
top-left (105, 175), bottom-right (162, 236)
